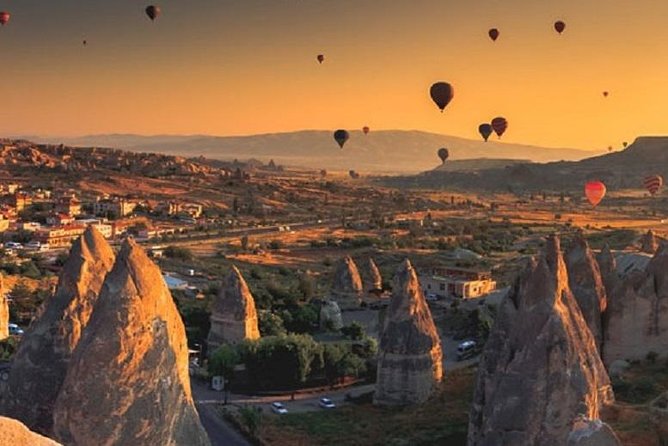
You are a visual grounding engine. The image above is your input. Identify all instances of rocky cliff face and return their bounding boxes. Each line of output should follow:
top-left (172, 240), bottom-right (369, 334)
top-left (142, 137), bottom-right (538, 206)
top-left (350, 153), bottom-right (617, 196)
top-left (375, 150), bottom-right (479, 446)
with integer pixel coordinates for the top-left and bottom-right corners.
top-left (52, 239), bottom-right (210, 446)
top-left (365, 258), bottom-right (383, 291)
top-left (565, 236), bottom-right (607, 350)
top-left (640, 230), bottom-right (659, 254)
top-left (0, 416), bottom-right (62, 446)
top-left (0, 276), bottom-right (7, 340)
top-left (374, 259), bottom-right (442, 406)
top-left (603, 243), bottom-right (668, 365)
top-left (207, 265), bottom-right (260, 352)
top-left (468, 237), bottom-right (613, 446)
top-left (4, 227), bottom-right (115, 434)
top-left (330, 256), bottom-right (363, 308)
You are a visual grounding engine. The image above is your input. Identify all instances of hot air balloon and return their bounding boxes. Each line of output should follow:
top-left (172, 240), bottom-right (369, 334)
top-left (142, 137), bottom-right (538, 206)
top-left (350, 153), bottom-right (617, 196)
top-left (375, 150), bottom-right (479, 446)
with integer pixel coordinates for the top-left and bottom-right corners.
top-left (623, 141), bottom-right (628, 148)
top-left (333, 129), bottom-right (349, 148)
top-left (554, 20), bottom-right (566, 34)
top-left (83, 40), bottom-right (87, 46)
top-left (603, 91), bottom-right (609, 98)
top-left (607, 146), bottom-right (613, 152)
top-left (478, 123), bottom-right (493, 142)
top-left (491, 117), bottom-right (508, 138)
top-left (363, 126), bottom-right (370, 135)
top-left (488, 28), bottom-right (499, 41)
top-left (0, 12), bottom-right (10, 26)
top-left (145, 5), bottom-right (161, 21)
top-left (349, 170), bottom-right (359, 179)
top-left (585, 180), bottom-right (606, 207)
top-left (437, 148), bottom-right (449, 163)
top-left (644, 175), bottom-right (664, 196)
top-left (317, 54), bottom-right (324, 64)
top-left (430, 82), bottom-right (454, 112)
top-left (320, 169), bottom-right (327, 178)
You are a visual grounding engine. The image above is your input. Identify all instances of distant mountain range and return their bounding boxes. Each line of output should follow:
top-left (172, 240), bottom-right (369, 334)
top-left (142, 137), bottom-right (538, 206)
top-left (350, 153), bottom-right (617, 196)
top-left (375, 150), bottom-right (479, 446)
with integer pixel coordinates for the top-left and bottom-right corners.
top-left (23, 130), bottom-right (594, 174)
top-left (382, 137), bottom-right (665, 192)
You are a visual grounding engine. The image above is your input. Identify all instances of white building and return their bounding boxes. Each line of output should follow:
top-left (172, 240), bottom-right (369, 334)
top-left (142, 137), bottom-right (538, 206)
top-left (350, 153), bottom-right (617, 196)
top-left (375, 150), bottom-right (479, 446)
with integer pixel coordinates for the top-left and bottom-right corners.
top-left (420, 267), bottom-right (497, 300)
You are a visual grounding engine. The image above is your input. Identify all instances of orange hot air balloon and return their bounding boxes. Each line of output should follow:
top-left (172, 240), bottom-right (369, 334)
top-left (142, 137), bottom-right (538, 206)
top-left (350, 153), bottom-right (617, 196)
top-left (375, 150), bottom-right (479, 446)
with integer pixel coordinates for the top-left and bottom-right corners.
top-left (317, 54), bottom-right (325, 64)
top-left (643, 175), bottom-right (664, 196)
top-left (554, 20), bottom-right (566, 34)
top-left (362, 126), bottom-right (370, 135)
top-left (488, 28), bottom-right (499, 41)
top-left (0, 12), bottom-right (10, 26)
top-left (585, 180), bottom-right (606, 207)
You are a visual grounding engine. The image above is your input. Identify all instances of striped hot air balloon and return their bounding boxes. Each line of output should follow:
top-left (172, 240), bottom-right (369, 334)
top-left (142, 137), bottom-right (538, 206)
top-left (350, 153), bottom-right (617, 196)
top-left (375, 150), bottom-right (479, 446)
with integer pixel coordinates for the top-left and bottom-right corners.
top-left (643, 175), bottom-right (664, 196)
top-left (585, 180), bottom-right (606, 207)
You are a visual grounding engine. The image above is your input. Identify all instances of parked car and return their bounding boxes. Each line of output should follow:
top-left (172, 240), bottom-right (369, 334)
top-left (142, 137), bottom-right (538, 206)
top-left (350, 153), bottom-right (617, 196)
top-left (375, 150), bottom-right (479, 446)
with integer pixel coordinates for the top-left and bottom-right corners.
top-left (426, 293), bottom-right (439, 302)
top-left (456, 340), bottom-right (478, 361)
top-left (0, 361), bottom-right (10, 381)
top-left (8, 323), bottom-right (24, 336)
top-left (4, 242), bottom-right (22, 250)
top-left (318, 397), bottom-right (336, 409)
top-left (270, 402), bottom-right (288, 415)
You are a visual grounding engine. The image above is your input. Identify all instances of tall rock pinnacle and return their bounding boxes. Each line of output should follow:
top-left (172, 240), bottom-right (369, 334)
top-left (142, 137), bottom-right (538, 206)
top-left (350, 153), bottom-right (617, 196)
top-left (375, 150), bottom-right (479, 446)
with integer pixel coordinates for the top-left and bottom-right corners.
top-left (374, 259), bottom-right (443, 406)
top-left (53, 238), bottom-right (210, 446)
top-left (330, 256), bottom-right (363, 308)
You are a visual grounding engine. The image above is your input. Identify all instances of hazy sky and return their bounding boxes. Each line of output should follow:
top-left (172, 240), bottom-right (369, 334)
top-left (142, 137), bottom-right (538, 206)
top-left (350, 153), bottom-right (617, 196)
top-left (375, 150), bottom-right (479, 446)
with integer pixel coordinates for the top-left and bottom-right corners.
top-left (1, 0), bottom-right (667, 150)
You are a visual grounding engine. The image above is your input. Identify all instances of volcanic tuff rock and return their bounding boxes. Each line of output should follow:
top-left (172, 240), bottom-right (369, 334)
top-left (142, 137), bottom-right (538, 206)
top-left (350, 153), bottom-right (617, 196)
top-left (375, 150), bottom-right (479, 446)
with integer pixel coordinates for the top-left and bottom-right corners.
top-left (319, 300), bottom-right (343, 331)
top-left (207, 265), bottom-right (260, 351)
top-left (641, 230), bottom-right (660, 254)
top-left (3, 227), bottom-right (115, 434)
top-left (565, 236), bottom-right (607, 350)
top-left (365, 258), bottom-right (383, 291)
top-left (330, 256), bottom-right (363, 308)
top-left (603, 243), bottom-right (668, 365)
top-left (567, 418), bottom-right (621, 446)
top-left (374, 259), bottom-right (443, 406)
top-left (0, 276), bottom-right (7, 340)
top-left (0, 416), bottom-right (62, 446)
top-left (53, 239), bottom-right (210, 446)
top-left (596, 245), bottom-right (618, 299)
top-left (468, 237), bottom-right (614, 446)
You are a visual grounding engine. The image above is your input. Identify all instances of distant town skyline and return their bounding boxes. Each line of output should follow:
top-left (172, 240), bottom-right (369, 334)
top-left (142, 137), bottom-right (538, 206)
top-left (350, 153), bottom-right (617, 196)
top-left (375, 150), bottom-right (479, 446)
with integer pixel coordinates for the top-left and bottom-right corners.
top-left (0, 0), bottom-right (666, 151)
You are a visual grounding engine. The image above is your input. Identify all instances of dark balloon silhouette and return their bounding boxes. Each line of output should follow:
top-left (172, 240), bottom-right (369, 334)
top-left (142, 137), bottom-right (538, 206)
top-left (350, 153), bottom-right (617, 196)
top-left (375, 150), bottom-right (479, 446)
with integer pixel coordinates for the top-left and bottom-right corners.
top-left (317, 54), bottom-right (324, 64)
top-left (488, 28), bottom-right (499, 41)
top-left (554, 20), bottom-right (566, 34)
top-left (349, 170), bottom-right (359, 179)
top-left (83, 40), bottom-right (87, 46)
top-left (437, 148), bottom-right (449, 163)
top-left (491, 117), bottom-right (508, 138)
top-left (145, 5), bottom-right (161, 21)
top-left (644, 175), bottom-right (664, 196)
top-left (607, 146), bottom-right (613, 152)
top-left (320, 169), bottom-right (327, 178)
top-left (478, 123), bottom-right (493, 142)
top-left (333, 129), bottom-right (350, 148)
top-left (0, 12), bottom-right (10, 26)
top-left (430, 82), bottom-right (454, 112)
top-left (623, 141), bottom-right (628, 148)
top-left (363, 126), bottom-right (370, 135)
top-left (603, 91), bottom-right (609, 98)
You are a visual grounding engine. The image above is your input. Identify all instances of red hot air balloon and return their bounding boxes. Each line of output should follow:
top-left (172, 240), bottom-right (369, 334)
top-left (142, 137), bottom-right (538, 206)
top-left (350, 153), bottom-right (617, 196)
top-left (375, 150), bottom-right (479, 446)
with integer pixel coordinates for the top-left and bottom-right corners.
top-left (437, 148), bottom-right (449, 163)
top-left (478, 123), bottom-right (493, 142)
top-left (145, 5), bottom-right (161, 21)
top-left (0, 12), bottom-right (10, 26)
top-left (333, 129), bottom-right (349, 148)
top-left (362, 126), bottom-right (370, 135)
top-left (317, 54), bottom-right (324, 64)
top-left (554, 20), bottom-right (566, 34)
top-left (491, 117), bottom-right (508, 138)
top-left (430, 82), bottom-right (454, 112)
top-left (644, 175), bottom-right (664, 196)
top-left (488, 28), bottom-right (499, 41)
top-left (585, 180), bottom-right (606, 207)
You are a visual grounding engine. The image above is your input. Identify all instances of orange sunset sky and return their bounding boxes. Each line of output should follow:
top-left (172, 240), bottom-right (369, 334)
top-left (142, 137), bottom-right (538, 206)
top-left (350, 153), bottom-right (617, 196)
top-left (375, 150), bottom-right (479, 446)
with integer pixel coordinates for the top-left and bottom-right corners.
top-left (0, 0), bottom-right (667, 151)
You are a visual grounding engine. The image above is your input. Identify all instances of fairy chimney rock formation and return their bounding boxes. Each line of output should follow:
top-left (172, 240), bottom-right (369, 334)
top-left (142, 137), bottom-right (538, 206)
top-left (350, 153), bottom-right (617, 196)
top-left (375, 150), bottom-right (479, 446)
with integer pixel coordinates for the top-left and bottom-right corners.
top-left (374, 259), bottom-right (443, 406)
top-left (468, 236), bottom-right (614, 446)
top-left (0, 277), bottom-right (7, 340)
top-left (565, 236), bottom-right (607, 350)
top-left (0, 416), bottom-right (62, 446)
top-left (319, 300), bottom-right (343, 331)
top-left (207, 265), bottom-right (260, 351)
top-left (53, 239), bottom-right (210, 446)
top-left (330, 256), bottom-right (363, 308)
top-left (366, 258), bottom-right (383, 292)
top-left (603, 242), bottom-right (668, 365)
top-left (641, 230), bottom-right (659, 254)
top-left (4, 226), bottom-right (115, 434)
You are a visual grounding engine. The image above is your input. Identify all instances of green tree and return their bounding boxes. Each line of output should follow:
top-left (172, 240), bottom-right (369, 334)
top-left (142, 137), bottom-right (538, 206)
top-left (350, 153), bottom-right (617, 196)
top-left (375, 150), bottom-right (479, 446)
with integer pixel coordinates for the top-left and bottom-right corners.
top-left (163, 246), bottom-right (193, 261)
top-left (258, 311), bottom-right (287, 336)
top-left (238, 406), bottom-right (262, 437)
top-left (341, 322), bottom-right (365, 341)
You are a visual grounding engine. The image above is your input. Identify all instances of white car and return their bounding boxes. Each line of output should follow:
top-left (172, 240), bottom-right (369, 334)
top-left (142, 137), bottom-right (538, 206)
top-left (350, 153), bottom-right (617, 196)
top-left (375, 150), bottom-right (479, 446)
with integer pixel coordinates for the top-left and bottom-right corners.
top-left (271, 402), bottom-right (288, 415)
top-left (318, 397), bottom-right (336, 409)
top-left (8, 323), bottom-right (24, 336)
